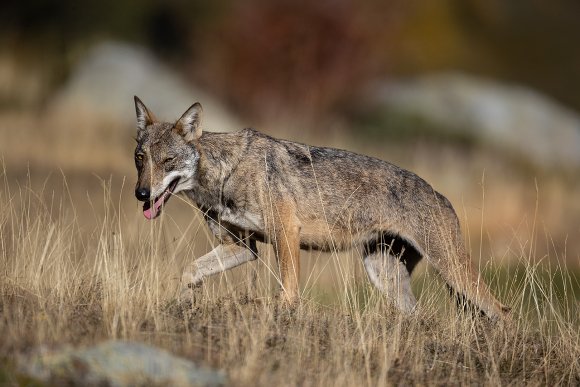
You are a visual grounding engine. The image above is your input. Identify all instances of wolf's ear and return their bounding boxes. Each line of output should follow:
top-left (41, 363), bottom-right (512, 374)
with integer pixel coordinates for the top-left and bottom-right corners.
top-left (134, 96), bottom-right (157, 132)
top-left (174, 102), bottom-right (203, 142)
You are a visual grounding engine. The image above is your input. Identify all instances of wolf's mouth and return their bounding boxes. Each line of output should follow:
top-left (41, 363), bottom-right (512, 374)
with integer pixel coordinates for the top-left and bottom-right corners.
top-left (143, 178), bottom-right (180, 220)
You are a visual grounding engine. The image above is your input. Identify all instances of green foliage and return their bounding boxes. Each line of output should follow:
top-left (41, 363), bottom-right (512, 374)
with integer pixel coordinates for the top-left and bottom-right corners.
top-left (348, 106), bottom-right (479, 146)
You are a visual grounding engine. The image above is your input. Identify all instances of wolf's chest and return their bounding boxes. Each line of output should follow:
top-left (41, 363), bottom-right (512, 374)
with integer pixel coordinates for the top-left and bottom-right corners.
top-left (187, 188), bottom-right (264, 232)
top-left (213, 203), bottom-right (264, 232)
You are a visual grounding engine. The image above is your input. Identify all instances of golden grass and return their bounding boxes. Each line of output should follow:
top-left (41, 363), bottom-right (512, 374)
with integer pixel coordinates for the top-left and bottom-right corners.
top-left (0, 165), bottom-right (578, 386)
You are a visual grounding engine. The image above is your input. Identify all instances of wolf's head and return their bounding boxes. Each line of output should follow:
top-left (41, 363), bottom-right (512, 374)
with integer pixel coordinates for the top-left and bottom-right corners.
top-left (133, 96), bottom-right (202, 219)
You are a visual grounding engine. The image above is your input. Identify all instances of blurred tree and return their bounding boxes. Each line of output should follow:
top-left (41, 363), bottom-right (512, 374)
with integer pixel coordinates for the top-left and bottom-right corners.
top-left (1, 0), bottom-right (580, 120)
top-left (394, 0), bottom-right (580, 110)
top-left (189, 0), bottom-right (403, 121)
top-left (454, 0), bottom-right (580, 110)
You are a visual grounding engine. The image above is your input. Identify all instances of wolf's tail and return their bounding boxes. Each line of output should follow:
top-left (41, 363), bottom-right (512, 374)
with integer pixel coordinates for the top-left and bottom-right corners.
top-left (427, 239), bottom-right (511, 322)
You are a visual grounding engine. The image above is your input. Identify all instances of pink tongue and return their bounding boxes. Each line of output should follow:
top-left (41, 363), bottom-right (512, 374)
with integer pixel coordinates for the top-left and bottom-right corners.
top-left (143, 193), bottom-right (168, 220)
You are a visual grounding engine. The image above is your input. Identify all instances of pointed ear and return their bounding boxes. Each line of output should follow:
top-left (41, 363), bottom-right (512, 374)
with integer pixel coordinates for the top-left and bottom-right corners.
top-left (134, 96), bottom-right (157, 132)
top-left (174, 102), bottom-right (203, 142)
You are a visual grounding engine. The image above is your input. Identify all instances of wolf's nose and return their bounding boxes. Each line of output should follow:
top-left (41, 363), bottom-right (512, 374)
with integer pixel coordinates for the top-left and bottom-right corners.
top-left (135, 188), bottom-right (150, 201)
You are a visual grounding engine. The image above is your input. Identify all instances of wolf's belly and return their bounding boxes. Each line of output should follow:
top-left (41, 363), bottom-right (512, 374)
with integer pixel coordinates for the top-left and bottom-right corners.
top-left (299, 220), bottom-right (377, 252)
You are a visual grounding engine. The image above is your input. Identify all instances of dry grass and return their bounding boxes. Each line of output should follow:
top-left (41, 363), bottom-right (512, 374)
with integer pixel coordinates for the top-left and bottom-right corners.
top-left (0, 164), bottom-right (578, 386)
top-left (0, 107), bottom-right (578, 385)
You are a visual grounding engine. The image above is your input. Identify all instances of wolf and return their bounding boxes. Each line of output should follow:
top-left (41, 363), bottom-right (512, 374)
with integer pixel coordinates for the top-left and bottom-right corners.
top-left (133, 96), bottom-right (511, 321)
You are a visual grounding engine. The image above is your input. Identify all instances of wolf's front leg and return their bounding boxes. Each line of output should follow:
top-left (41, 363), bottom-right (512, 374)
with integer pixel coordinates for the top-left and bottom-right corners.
top-left (180, 243), bottom-right (257, 299)
top-left (271, 203), bottom-right (302, 303)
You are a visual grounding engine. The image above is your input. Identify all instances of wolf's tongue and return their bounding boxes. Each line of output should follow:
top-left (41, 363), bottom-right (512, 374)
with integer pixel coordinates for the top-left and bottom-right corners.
top-left (143, 191), bottom-right (170, 220)
top-left (142, 179), bottom-right (179, 220)
top-left (143, 196), bottom-right (161, 220)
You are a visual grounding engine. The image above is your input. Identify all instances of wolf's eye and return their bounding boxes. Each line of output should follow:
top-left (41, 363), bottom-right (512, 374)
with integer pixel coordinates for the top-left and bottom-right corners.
top-left (164, 157), bottom-right (175, 164)
top-left (135, 154), bottom-right (144, 168)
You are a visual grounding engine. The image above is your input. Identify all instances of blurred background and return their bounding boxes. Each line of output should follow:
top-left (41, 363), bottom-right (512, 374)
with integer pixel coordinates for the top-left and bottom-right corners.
top-left (1, 0), bottom-right (579, 269)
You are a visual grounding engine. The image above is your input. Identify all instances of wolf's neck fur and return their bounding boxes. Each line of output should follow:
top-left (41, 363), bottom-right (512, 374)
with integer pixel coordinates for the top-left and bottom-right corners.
top-left (190, 131), bottom-right (247, 207)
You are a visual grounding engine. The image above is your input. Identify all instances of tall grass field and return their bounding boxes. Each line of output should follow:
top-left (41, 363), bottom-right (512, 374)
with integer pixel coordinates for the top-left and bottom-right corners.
top-left (0, 164), bottom-right (578, 386)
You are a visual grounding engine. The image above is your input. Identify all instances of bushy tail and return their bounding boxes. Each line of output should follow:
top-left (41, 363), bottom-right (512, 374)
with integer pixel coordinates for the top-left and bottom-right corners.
top-left (431, 245), bottom-right (511, 322)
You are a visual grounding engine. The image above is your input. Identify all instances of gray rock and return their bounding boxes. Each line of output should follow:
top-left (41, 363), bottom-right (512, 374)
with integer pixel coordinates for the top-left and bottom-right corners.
top-left (20, 341), bottom-right (226, 387)
top-left (50, 41), bottom-right (241, 132)
top-left (371, 73), bottom-right (580, 169)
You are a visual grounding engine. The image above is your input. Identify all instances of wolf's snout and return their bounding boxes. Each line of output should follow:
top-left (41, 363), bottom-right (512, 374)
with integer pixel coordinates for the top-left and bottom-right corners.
top-left (135, 187), bottom-right (150, 201)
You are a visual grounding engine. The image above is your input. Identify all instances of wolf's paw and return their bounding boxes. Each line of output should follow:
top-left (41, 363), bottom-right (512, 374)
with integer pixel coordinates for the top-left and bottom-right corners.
top-left (178, 271), bottom-right (203, 304)
top-left (177, 285), bottom-right (203, 315)
top-left (181, 270), bottom-right (203, 288)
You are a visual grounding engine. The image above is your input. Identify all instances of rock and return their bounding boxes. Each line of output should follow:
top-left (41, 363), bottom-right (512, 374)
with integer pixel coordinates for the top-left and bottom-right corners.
top-left (370, 73), bottom-right (580, 169)
top-left (49, 41), bottom-right (241, 132)
top-left (19, 341), bottom-right (226, 387)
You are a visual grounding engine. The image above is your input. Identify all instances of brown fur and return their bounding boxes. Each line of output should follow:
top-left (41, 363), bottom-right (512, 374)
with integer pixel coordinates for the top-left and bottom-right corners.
top-left (133, 97), bottom-right (510, 321)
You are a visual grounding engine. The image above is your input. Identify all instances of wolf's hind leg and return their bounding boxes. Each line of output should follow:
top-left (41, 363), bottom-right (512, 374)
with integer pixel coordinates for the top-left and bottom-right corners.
top-left (180, 243), bottom-right (257, 299)
top-left (363, 251), bottom-right (417, 314)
